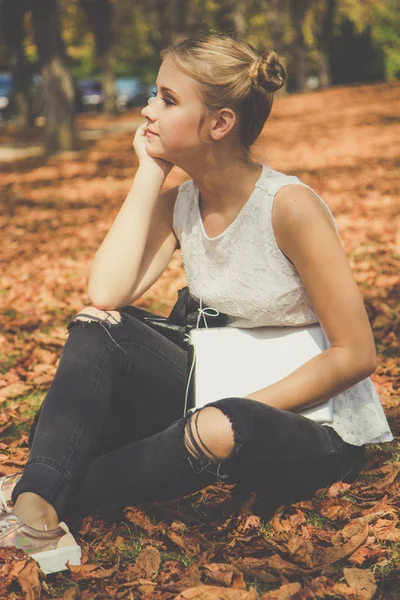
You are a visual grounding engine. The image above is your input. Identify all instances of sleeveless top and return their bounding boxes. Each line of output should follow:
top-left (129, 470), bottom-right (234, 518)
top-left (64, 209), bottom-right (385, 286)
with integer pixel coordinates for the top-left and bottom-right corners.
top-left (173, 165), bottom-right (393, 446)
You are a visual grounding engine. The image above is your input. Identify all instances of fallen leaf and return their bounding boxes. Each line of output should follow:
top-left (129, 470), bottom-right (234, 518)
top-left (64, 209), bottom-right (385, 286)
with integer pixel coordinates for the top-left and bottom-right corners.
top-left (233, 557), bottom-right (279, 583)
top-left (260, 582), bottom-right (301, 599)
top-left (319, 523), bottom-right (369, 566)
top-left (135, 546), bottom-right (161, 579)
top-left (370, 517), bottom-right (400, 541)
top-left (174, 586), bottom-right (258, 599)
top-left (63, 587), bottom-right (81, 600)
top-left (124, 506), bottom-right (165, 537)
top-left (343, 567), bottom-right (377, 600)
top-left (17, 560), bottom-right (41, 600)
top-left (319, 498), bottom-right (357, 521)
top-left (326, 481), bottom-right (352, 498)
top-left (168, 530), bottom-right (201, 556)
top-left (286, 534), bottom-right (315, 568)
top-left (348, 544), bottom-right (384, 566)
top-left (201, 563), bottom-right (246, 589)
top-left (0, 381), bottom-right (30, 400)
top-left (68, 563), bottom-right (118, 581)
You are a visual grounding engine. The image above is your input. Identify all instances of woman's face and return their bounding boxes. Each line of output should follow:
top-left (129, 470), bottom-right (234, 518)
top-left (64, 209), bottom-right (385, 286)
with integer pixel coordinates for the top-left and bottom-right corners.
top-left (141, 58), bottom-right (211, 165)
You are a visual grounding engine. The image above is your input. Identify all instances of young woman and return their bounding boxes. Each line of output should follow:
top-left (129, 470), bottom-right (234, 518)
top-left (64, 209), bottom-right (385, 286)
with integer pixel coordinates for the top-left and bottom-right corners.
top-left (0, 34), bottom-right (392, 574)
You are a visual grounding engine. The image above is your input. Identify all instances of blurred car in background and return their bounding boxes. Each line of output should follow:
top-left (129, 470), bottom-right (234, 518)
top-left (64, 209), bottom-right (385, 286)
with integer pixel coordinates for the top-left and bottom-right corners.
top-left (115, 77), bottom-right (149, 111)
top-left (0, 73), bottom-right (13, 119)
top-left (77, 79), bottom-right (103, 112)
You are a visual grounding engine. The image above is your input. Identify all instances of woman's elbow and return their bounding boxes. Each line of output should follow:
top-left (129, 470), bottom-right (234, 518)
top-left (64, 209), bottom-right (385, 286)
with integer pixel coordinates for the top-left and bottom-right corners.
top-left (364, 353), bottom-right (378, 378)
top-left (354, 349), bottom-right (377, 380)
top-left (87, 286), bottom-right (121, 311)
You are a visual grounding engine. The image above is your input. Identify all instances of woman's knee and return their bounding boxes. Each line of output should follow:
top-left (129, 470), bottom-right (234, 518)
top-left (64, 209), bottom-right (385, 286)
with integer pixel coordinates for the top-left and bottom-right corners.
top-left (73, 306), bottom-right (122, 325)
top-left (184, 406), bottom-right (235, 462)
top-left (67, 306), bottom-right (127, 354)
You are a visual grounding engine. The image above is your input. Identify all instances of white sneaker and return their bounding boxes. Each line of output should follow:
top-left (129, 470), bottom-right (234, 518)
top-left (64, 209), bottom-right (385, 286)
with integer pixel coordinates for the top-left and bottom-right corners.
top-left (0, 513), bottom-right (81, 574)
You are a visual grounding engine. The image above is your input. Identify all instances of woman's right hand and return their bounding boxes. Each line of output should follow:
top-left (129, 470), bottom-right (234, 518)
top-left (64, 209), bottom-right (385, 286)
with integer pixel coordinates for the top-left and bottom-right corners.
top-left (133, 122), bottom-right (173, 178)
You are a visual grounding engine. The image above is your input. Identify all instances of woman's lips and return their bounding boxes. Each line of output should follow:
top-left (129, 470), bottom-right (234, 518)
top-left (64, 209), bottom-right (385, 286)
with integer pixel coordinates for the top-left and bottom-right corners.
top-left (145, 129), bottom-right (158, 138)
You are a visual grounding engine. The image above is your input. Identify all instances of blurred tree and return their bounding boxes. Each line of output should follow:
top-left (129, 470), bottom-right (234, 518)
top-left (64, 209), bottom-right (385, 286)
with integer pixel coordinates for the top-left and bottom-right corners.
top-left (264, 0), bottom-right (289, 57)
top-left (312, 0), bottom-right (337, 88)
top-left (263, 0), bottom-right (290, 93)
top-left (31, 0), bottom-right (79, 153)
top-left (142, 0), bottom-right (189, 54)
top-left (330, 17), bottom-right (386, 84)
top-left (0, 0), bottom-right (34, 127)
top-left (289, 0), bottom-right (309, 91)
top-left (232, 0), bottom-right (250, 38)
top-left (79, 0), bottom-right (117, 113)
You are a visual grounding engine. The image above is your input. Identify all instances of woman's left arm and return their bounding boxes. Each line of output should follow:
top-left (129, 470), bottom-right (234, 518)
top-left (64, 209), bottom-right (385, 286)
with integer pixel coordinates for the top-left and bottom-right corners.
top-left (245, 185), bottom-right (377, 411)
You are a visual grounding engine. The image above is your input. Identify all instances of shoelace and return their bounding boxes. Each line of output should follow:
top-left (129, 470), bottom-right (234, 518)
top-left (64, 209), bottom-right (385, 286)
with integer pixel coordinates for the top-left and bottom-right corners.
top-left (196, 300), bottom-right (220, 329)
top-left (0, 477), bottom-right (12, 514)
top-left (0, 516), bottom-right (16, 533)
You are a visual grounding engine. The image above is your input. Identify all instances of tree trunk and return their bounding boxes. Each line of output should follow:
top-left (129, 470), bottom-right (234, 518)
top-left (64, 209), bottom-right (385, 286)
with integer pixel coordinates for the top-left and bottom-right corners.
top-left (31, 0), bottom-right (79, 154)
top-left (265, 0), bottom-right (286, 55)
top-left (214, 0), bottom-right (234, 34)
top-left (145, 0), bottom-right (189, 54)
top-left (232, 0), bottom-right (248, 39)
top-left (0, 0), bottom-right (34, 127)
top-left (79, 0), bottom-right (117, 114)
top-left (318, 50), bottom-right (332, 88)
top-left (314, 0), bottom-right (337, 88)
top-left (264, 0), bottom-right (288, 94)
top-left (289, 0), bottom-right (309, 92)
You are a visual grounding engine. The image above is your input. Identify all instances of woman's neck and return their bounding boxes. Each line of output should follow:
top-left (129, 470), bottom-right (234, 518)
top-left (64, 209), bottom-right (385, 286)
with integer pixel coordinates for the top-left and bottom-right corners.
top-left (185, 154), bottom-right (263, 214)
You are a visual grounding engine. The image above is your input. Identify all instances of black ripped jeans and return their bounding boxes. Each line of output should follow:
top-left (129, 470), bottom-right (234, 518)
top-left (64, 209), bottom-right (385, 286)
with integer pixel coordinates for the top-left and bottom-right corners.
top-left (13, 307), bottom-right (365, 520)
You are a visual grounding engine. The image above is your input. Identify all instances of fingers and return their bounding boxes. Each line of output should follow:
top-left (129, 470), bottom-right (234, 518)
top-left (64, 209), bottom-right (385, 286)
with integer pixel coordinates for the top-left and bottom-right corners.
top-left (133, 122), bottom-right (147, 147)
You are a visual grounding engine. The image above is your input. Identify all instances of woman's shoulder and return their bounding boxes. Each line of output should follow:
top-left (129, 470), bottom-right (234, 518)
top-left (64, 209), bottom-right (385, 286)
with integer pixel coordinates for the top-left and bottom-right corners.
top-left (259, 166), bottom-right (337, 228)
top-left (257, 165), bottom-right (304, 196)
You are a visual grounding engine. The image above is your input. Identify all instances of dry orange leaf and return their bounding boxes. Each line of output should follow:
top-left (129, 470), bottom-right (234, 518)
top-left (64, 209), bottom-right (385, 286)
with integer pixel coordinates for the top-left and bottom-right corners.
top-left (174, 586), bottom-right (259, 600)
top-left (68, 562), bottom-right (118, 581)
top-left (17, 560), bottom-right (42, 600)
top-left (201, 563), bottom-right (246, 589)
top-left (135, 546), bottom-right (161, 579)
top-left (319, 523), bottom-right (369, 566)
top-left (260, 582), bottom-right (301, 600)
top-left (343, 567), bottom-right (377, 600)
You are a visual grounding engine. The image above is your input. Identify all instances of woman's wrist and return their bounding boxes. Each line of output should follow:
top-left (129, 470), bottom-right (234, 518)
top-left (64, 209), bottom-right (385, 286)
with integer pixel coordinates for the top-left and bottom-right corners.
top-left (136, 160), bottom-right (172, 182)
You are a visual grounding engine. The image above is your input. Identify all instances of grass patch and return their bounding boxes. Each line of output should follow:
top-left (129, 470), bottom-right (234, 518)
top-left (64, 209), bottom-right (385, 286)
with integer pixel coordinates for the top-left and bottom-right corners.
top-left (371, 542), bottom-right (400, 577)
top-left (0, 391), bottom-right (44, 443)
top-left (0, 352), bottom-right (20, 374)
top-left (304, 510), bottom-right (336, 531)
top-left (247, 579), bottom-right (280, 595)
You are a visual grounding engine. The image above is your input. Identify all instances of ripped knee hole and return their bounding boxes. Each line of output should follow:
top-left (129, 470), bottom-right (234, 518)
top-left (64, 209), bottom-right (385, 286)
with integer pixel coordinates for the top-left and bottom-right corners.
top-left (184, 407), bottom-right (235, 463)
top-left (74, 307), bottom-right (121, 326)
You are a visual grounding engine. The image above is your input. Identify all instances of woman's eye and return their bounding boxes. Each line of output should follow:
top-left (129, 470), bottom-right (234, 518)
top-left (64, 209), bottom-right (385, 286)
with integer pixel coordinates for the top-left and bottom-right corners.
top-left (151, 91), bottom-right (174, 106)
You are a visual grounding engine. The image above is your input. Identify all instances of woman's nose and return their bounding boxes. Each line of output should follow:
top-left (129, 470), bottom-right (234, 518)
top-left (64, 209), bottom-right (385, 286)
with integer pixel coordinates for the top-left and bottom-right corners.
top-left (141, 96), bottom-right (156, 119)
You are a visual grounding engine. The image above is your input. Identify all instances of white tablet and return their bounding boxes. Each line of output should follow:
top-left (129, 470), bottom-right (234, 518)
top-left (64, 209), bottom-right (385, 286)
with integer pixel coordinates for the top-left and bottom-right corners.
top-left (187, 324), bottom-right (334, 423)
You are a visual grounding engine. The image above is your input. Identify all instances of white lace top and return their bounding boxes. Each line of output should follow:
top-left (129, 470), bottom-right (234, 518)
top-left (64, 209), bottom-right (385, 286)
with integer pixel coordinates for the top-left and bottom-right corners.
top-left (173, 165), bottom-right (393, 446)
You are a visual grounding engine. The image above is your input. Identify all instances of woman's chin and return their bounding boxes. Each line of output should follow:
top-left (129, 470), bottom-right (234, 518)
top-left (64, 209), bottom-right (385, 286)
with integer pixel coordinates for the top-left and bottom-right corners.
top-left (146, 147), bottom-right (172, 162)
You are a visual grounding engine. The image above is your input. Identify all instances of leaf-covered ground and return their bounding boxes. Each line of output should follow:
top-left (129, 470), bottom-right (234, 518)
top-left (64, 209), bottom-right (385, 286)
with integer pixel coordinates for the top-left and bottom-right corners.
top-left (0, 82), bottom-right (399, 599)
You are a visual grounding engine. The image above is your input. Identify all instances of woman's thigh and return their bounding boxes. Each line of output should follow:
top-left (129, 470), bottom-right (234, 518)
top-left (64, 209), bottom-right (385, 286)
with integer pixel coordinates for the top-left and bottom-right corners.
top-left (81, 306), bottom-right (190, 455)
top-left (30, 306), bottom-right (189, 456)
top-left (205, 397), bottom-right (365, 503)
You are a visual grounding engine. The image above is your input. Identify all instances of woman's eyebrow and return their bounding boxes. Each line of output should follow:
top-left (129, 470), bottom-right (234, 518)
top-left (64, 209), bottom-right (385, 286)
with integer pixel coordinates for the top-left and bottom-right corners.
top-left (158, 85), bottom-right (181, 99)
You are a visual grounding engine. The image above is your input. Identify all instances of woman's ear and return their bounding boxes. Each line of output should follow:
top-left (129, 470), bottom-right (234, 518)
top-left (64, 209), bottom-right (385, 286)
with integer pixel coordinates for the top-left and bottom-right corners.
top-left (210, 108), bottom-right (237, 141)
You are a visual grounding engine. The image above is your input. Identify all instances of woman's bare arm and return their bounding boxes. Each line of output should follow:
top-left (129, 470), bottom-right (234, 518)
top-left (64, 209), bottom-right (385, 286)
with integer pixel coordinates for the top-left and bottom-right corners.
top-left (245, 185), bottom-right (377, 411)
top-left (88, 123), bottom-right (178, 310)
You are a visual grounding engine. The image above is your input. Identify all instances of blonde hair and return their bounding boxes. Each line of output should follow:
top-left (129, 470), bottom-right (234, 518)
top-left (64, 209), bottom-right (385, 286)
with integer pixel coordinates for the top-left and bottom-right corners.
top-left (160, 33), bottom-right (286, 154)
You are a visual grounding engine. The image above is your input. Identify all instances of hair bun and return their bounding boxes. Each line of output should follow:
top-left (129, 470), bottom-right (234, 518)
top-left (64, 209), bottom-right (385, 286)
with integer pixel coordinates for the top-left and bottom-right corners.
top-left (252, 51), bottom-right (286, 93)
